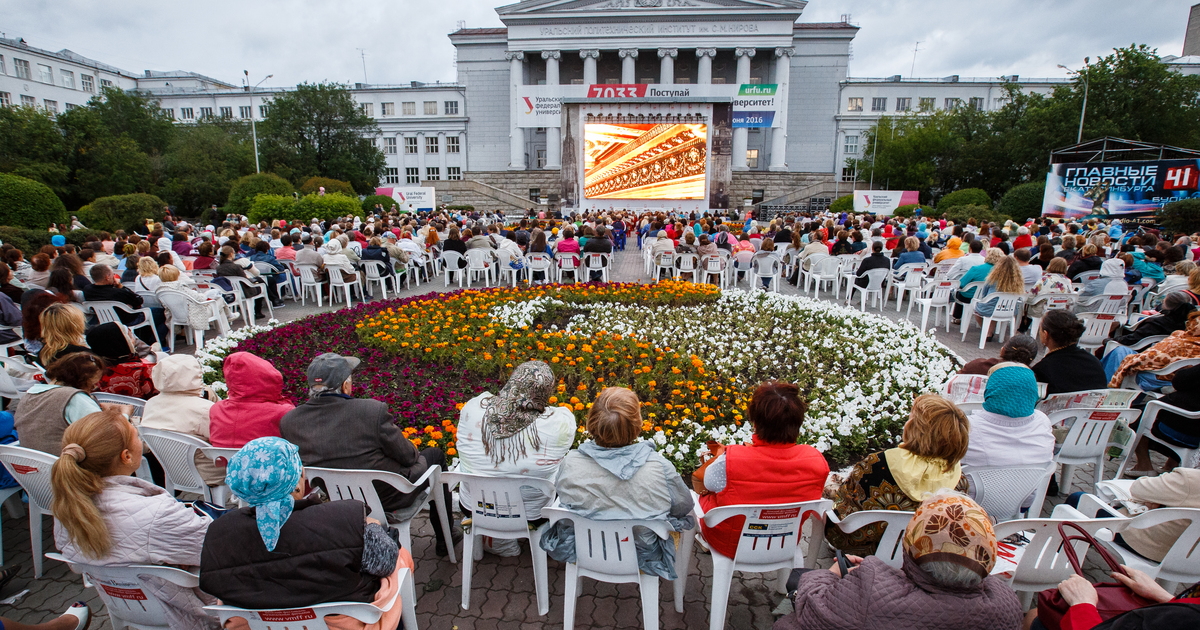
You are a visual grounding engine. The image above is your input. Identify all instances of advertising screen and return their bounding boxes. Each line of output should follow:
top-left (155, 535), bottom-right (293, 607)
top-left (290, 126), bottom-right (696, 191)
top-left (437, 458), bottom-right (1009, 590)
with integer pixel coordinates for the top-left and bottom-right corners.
top-left (583, 122), bottom-right (707, 200)
top-left (1041, 159), bottom-right (1200, 219)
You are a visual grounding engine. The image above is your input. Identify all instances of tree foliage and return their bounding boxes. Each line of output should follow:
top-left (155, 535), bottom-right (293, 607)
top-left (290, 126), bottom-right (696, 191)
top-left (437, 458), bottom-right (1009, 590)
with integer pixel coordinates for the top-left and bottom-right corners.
top-left (225, 172), bottom-right (295, 215)
top-left (998, 182), bottom-right (1047, 223)
top-left (76, 193), bottom-right (167, 233)
top-left (257, 83), bottom-right (385, 194)
top-left (361, 194), bottom-right (399, 214)
top-left (299, 176), bottom-right (356, 196)
top-left (161, 119), bottom-right (256, 215)
top-left (0, 106), bottom-right (70, 198)
top-left (1158, 199), bottom-right (1200, 235)
top-left (0, 172), bottom-right (68, 229)
top-left (829, 194), bottom-right (853, 213)
top-left (937, 188), bottom-right (992, 211)
top-left (291, 192), bottom-right (361, 223)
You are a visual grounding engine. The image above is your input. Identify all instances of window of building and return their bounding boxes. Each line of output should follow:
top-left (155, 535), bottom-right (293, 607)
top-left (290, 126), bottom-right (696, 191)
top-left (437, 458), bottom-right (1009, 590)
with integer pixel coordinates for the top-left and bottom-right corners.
top-left (384, 167), bottom-right (398, 184)
top-left (239, 105), bottom-right (252, 118)
top-left (746, 149), bottom-right (759, 169)
top-left (0, 55), bottom-right (4, 75)
top-left (426, 136), bottom-right (439, 153)
top-left (360, 102), bottom-right (374, 117)
top-left (381, 102), bottom-right (394, 116)
top-left (444, 101), bottom-right (459, 115)
top-left (162, 108), bottom-right (173, 119)
top-left (259, 104), bottom-right (269, 117)
top-left (446, 136), bottom-right (460, 153)
top-left (604, 78), bottom-right (619, 84)
top-left (384, 137), bottom-right (397, 154)
top-left (447, 167), bottom-right (462, 180)
top-left (847, 97), bottom-right (863, 112)
top-left (570, 78), bottom-right (584, 85)
top-left (181, 107), bottom-right (194, 120)
top-left (871, 97), bottom-right (886, 112)
top-left (14, 59), bottom-right (31, 80)
top-left (65, 103), bottom-right (78, 111)
top-left (748, 77), bottom-right (762, 85)
top-left (640, 77), bottom-right (656, 85)
top-left (81, 74), bottom-right (94, 93)
top-left (844, 134), bottom-right (859, 155)
top-left (404, 137), bottom-right (417, 154)
top-left (711, 77), bottom-right (726, 84)
top-left (529, 188), bottom-right (541, 202)
top-left (676, 77), bottom-right (690, 84)
top-left (43, 100), bottom-right (57, 114)
top-left (0, 92), bottom-right (9, 107)
top-left (200, 107), bottom-right (213, 119)
top-left (20, 95), bottom-right (35, 108)
top-left (37, 64), bottom-right (52, 84)
top-left (537, 150), bottom-right (547, 168)
top-left (426, 167), bottom-right (440, 181)
top-left (841, 166), bottom-right (857, 182)
top-left (402, 101), bottom-right (416, 116)
top-left (100, 78), bottom-right (113, 88)
top-left (969, 97), bottom-right (984, 111)
top-left (918, 97), bottom-right (935, 111)
top-left (423, 101), bottom-right (437, 115)
top-left (61, 70), bottom-right (75, 89)
top-left (896, 97), bottom-right (911, 112)
top-left (405, 167), bottom-right (419, 184)
top-left (218, 106), bottom-right (231, 118)
top-left (944, 98), bottom-right (961, 110)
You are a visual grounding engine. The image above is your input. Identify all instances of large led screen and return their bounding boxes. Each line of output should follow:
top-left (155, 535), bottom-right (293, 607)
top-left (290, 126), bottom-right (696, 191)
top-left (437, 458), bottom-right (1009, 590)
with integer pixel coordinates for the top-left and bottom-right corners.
top-left (583, 123), bottom-right (707, 200)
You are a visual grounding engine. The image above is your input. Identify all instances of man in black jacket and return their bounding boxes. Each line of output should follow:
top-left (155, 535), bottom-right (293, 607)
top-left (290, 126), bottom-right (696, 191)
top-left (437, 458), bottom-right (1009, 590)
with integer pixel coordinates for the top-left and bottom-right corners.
top-left (280, 353), bottom-right (459, 557)
top-left (853, 241), bottom-right (891, 288)
top-left (83, 264), bottom-right (167, 345)
top-left (583, 226), bottom-right (613, 281)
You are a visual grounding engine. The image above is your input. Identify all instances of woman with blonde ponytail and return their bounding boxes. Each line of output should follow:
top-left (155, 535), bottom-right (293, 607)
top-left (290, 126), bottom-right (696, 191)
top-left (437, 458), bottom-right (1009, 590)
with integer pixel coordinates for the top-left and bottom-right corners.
top-left (51, 410), bottom-right (218, 630)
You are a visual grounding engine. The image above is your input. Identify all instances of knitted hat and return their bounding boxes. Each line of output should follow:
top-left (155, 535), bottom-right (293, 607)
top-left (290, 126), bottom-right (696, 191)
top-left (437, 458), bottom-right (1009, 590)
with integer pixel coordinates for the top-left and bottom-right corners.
top-left (983, 363), bottom-right (1038, 418)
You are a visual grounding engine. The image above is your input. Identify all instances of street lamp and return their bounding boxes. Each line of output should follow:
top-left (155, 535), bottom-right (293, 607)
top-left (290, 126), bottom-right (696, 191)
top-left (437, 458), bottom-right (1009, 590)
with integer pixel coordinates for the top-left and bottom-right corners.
top-left (245, 71), bottom-right (273, 173)
top-left (1058, 58), bottom-right (1089, 144)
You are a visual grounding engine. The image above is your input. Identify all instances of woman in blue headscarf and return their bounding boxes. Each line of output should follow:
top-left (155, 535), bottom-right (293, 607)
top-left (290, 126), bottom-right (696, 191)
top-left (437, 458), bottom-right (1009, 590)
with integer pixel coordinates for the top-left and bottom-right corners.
top-left (199, 437), bottom-right (413, 630)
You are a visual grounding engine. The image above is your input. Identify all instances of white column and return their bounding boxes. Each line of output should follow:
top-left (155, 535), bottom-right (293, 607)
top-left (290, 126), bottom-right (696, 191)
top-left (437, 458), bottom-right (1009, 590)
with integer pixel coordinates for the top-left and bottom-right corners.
top-left (458, 130), bottom-right (468, 174)
top-left (769, 47), bottom-right (793, 172)
top-left (437, 131), bottom-right (448, 179)
top-left (506, 51), bottom-right (526, 170)
top-left (416, 131), bottom-right (427, 181)
top-left (695, 48), bottom-right (717, 84)
top-left (542, 50), bottom-right (562, 170)
top-left (580, 49), bottom-right (599, 85)
top-left (658, 48), bottom-right (677, 85)
top-left (619, 48), bottom-right (638, 83)
top-left (732, 47), bottom-right (756, 171)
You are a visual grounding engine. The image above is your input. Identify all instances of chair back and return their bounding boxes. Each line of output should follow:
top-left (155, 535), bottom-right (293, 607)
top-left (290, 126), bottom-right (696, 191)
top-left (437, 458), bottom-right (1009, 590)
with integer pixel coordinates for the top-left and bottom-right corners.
top-left (296, 264), bottom-right (321, 285)
top-left (927, 280), bottom-right (957, 305)
top-left (828, 509), bottom-right (915, 569)
top-left (752, 256), bottom-right (781, 277)
top-left (0, 444), bottom-right (56, 514)
top-left (983, 292), bottom-right (1024, 317)
top-left (992, 517), bottom-right (1128, 595)
top-left (858, 268), bottom-right (890, 290)
top-left (50, 553), bottom-right (198, 629)
top-left (306, 466), bottom-right (426, 523)
top-left (559, 252), bottom-right (581, 270)
top-left (840, 254), bottom-right (864, 273)
top-left (1080, 293), bottom-right (1128, 317)
top-left (138, 427), bottom-right (210, 496)
top-left (676, 253), bottom-right (698, 272)
top-left (526, 252), bottom-right (552, 272)
top-left (1077, 313), bottom-right (1121, 349)
top-left (1127, 507), bottom-right (1200, 585)
top-left (962, 462), bottom-right (1056, 522)
top-left (701, 499), bottom-right (832, 568)
top-left (92, 392), bottom-right (146, 423)
top-left (205, 587), bottom-right (399, 630)
top-left (803, 252), bottom-right (828, 271)
top-left (543, 507), bottom-right (670, 579)
top-left (439, 250), bottom-right (465, 270)
top-left (703, 255), bottom-right (725, 273)
top-left (584, 253), bottom-right (608, 270)
top-left (88, 301), bottom-right (125, 325)
top-left (899, 263), bottom-right (929, 288)
top-left (1050, 408), bottom-right (1140, 461)
top-left (814, 256), bottom-right (840, 277)
top-left (360, 260), bottom-right (388, 280)
top-left (1073, 270), bottom-right (1103, 283)
top-left (155, 289), bottom-right (193, 324)
top-left (466, 249), bottom-right (493, 270)
top-left (939, 374), bottom-right (987, 404)
top-left (655, 252), bottom-right (675, 268)
top-left (441, 472), bottom-right (555, 536)
top-left (1037, 293), bottom-right (1076, 313)
top-left (933, 260), bottom-right (959, 279)
top-left (732, 250), bottom-right (755, 269)
top-left (327, 267), bottom-right (353, 287)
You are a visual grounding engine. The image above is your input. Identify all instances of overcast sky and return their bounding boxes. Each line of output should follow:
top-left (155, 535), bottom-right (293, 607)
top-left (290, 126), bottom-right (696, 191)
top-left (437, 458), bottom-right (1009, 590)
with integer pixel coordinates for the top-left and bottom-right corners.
top-left (1, 0), bottom-right (1194, 88)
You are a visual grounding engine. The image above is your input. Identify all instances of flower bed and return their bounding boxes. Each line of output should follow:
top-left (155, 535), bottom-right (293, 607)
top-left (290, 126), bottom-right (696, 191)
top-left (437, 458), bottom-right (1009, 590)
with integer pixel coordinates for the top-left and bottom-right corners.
top-left (202, 280), bottom-right (959, 471)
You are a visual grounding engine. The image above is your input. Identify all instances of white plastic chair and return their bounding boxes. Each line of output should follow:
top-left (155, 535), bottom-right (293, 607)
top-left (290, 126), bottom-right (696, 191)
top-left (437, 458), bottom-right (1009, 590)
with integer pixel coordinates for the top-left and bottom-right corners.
top-left (50, 552), bottom-right (200, 630)
top-left (156, 289), bottom-right (224, 351)
top-left (1027, 293), bottom-right (1076, 335)
top-left (751, 255), bottom-right (782, 292)
top-left (1076, 293), bottom-right (1129, 325)
top-left (960, 292), bottom-right (1023, 349)
top-left (913, 279), bottom-right (958, 331)
top-left (675, 252), bottom-right (700, 282)
top-left (227, 277), bottom-right (273, 326)
top-left (493, 250), bottom-right (523, 287)
top-left (731, 250), bottom-right (755, 287)
top-left (360, 260), bottom-right (394, 300)
top-left (824, 509), bottom-right (915, 569)
top-left (992, 515), bottom-right (1129, 609)
top-left (88, 300), bottom-right (165, 349)
top-left (799, 253), bottom-right (829, 293)
top-left (846, 268), bottom-right (889, 312)
top-left (807, 256), bottom-right (841, 298)
top-left (938, 373), bottom-right (988, 404)
top-left (465, 249), bottom-right (493, 287)
top-left (92, 392), bottom-right (147, 424)
top-left (525, 252), bottom-right (553, 285)
top-left (439, 251), bottom-right (466, 288)
top-left (652, 252), bottom-right (676, 281)
top-left (889, 262), bottom-right (930, 312)
top-left (441, 472), bottom-right (554, 615)
top-left (961, 461), bottom-right (1056, 522)
top-left (543, 507), bottom-right (682, 630)
top-left (138, 427), bottom-right (230, 505)
top-left (1048, 408), bottom-right (1140, 495)
top-left (1116, 400), bottom-right (1200, 476)
top-left (584, 253), bottom-right (610, 283)
top-left (205, 568), bottom-right (414, 630)
top-left (557, 252), bottom-right (582, 284)
top-left (293, 264), bottom-right (324, 307)
top-left (0, 444), bottom-right (57, 577)
top-left (326, 268), bottom-right (358, 308)
top-left (1119, 357), bottom-right (1200, 394)
top-left (306, 466), bottom-right (455, 563)
top-left (700, 255), bottom-right (727, 289)
top-left (695, 499), bottom-right (832, 630)
top-left (1076, 312), bottom-right (1122, 353)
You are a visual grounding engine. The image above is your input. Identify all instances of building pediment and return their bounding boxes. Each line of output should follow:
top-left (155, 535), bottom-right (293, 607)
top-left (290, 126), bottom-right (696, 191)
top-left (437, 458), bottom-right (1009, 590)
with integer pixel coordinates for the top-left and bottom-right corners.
top-left (497, 0), bottom-right (807, 21)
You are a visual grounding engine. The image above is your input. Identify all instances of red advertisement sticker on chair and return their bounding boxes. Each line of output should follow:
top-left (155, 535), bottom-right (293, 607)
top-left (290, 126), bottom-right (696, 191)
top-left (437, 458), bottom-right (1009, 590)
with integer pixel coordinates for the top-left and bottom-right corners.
top-left (11, 464), bottom-right (37, 474)
top-left (759, 508), bottom-right (801, 520)
top-left (259, 609), bottom-right (317, 622)
top-left (101, 585), bottom-right (147, 601)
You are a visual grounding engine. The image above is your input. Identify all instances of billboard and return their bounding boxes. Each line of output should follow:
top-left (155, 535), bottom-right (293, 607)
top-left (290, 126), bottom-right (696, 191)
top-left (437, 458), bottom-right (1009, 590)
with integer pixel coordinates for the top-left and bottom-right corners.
top-left (375, 186), bottom-right (436, 211)
top-left (852, 190), bottom-right (920, 216)
top-left (731, 84), bottom-right (778, 128)
top-left (1041, 160), bottom-right (1200, 219)
top-left (516, 83), bottom-right (780, 128)
top-left (583, 121), bottom-right (707, 200)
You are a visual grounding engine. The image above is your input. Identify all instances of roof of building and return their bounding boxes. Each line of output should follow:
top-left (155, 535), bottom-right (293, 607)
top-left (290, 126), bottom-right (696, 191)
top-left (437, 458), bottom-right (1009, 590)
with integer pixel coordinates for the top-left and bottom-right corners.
top-left (141, 69), bottom-right (236, 88)
top-left (450, 27), bottom-right (509, 36)
top-left (794, 22), bottom-right (860, 30)
top-left (844, 75), bottom-right (1068, 85)
top-left (0, 37), bottom-right (137, 77)
top-left (1162, 55), bottom-right (1200, 64)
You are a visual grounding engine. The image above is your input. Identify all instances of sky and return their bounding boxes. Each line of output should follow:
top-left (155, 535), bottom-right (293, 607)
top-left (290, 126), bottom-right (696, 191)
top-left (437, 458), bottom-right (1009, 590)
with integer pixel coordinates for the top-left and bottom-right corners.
top-left (0, 0), bottom-right (1195, 88)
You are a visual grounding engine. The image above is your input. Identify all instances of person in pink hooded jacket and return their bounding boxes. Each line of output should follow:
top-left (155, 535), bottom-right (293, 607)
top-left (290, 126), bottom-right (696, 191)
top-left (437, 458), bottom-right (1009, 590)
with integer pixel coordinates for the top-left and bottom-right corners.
top-left (209, 352), bottom-right (294, 448)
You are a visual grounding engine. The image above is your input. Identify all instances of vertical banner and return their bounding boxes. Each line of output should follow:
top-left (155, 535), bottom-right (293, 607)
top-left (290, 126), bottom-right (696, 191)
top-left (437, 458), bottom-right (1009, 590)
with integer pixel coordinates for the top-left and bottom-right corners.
top-left (561, 104), bottom-right (581, 211)
top-left (732, 84), bottom-right (779, 128)
top-left (709, 103), bottom-right (733, 210)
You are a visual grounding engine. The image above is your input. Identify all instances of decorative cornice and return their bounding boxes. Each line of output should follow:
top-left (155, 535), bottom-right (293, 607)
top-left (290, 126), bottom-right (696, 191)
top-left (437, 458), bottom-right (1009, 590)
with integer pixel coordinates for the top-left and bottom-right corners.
top-left (579, 49), bottom-right (601, 60)
top-left (618, 48), bottom-right (639, 59)
top-left (735, 47), bottom-right (757, 58)
top-left (657, 48), bottom-right (678, 59)
top-left (504, 51), bottom-right (525, 61)
top-left (775, 47), bottom-right (795, 57)
top-left (541, 50), bottom-right (562, 60)
top-left (695, 48), bottom-right (718, 59)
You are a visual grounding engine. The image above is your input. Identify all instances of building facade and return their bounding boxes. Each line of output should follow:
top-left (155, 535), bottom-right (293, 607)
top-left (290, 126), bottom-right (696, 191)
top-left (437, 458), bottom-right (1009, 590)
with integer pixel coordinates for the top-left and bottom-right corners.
top-left (0, 37), bottom-right (139, 114)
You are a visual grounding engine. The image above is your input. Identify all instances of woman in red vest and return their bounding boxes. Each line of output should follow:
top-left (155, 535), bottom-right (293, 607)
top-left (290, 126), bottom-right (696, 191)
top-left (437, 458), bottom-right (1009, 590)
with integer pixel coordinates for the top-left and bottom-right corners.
top-left (697, 381), bottom-right (829, 558)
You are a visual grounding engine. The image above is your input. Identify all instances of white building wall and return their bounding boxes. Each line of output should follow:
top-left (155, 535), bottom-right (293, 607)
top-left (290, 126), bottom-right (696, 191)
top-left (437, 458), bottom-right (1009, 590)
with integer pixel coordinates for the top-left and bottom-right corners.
top-left (0, 38), bottom-right (138, 113)
top-left (452, 33), bottom-right (515, 172)
top-left (786, 27), bottom-right (856, 174)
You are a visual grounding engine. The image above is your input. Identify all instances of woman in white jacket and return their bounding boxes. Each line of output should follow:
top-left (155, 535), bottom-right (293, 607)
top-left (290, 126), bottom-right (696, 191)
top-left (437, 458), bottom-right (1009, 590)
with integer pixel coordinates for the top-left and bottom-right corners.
top-left (51, 410), bottom-right (219, 630)
top-left (140, 355), bottom-right (223, 487)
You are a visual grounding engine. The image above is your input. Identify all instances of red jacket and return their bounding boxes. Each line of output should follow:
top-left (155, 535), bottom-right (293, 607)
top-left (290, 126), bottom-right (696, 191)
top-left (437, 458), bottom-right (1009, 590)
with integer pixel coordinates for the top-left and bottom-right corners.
top-left (209, 352), bottom-right (295, 448)
top-left (699, 436), bottom-right (828, 558)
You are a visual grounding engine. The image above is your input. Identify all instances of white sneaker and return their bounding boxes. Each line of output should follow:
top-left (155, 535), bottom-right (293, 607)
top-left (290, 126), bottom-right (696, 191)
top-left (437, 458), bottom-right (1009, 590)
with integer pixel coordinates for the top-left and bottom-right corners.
top-left (229, 312), bottom-right (241, 321)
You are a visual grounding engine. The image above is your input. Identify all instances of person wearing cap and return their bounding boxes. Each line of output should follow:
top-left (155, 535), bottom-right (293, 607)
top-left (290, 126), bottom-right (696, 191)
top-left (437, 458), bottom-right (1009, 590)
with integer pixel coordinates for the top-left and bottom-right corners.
top-left (280, 353), bottom-right (459, 557)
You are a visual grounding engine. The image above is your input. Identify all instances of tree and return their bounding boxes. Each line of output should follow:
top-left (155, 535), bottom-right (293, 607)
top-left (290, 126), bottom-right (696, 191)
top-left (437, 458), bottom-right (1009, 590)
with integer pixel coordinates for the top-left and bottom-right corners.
top-left (1158, 199), bottom-right (1200, 235)
top-left (0, 172), bottom-right (67, 229)
top-left (161, 120), bottom-right (256, 216)
top-left (0, 106), bottom-right (70, 197)
top-left (88, 87), bottom-right (175, 157)
top-left (257, 83), bottom-right (385, 193)
top-left (76, 193), bottom-right (167, 233)
top-left (937, 188), bottom-right (992, 212)
top-left (226, 172), bottom-right (295, 215)
top-left (998, 182), bottom-right (1047, 223)
top-left (299, 176), bottom-right (356, 196)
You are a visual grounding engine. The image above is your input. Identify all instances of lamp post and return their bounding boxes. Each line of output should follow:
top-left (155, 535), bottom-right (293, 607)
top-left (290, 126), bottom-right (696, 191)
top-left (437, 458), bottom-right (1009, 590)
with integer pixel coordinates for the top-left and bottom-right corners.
top-left (1058, 59), bottom-right (1089, 144)
top-left (245, 71), bottom-right (273, 173)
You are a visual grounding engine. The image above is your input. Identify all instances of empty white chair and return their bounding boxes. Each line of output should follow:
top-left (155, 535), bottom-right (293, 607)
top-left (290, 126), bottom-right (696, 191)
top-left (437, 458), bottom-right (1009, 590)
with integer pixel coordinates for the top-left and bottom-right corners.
top-left (961, 461), bottom-right (1056, 522)
top-left (51, 552), bottom-right (199, 629)
top-left (306, 466), bottom-right (455, 563)
top-left (525, 252), bottom-right (553, 284)
top-left (1049, 408), bottom-right (1140, 495)
top-left (441, 472), bottom-right (554, 615)
top-left (205, 569), bottom-right (415, 630)
top-left (912, 279), bottom-right (958, 331)
top-left (1116, 400), bottom-right (1200, 476)
top-left (846, 268), bottom-right (889, 312)
top-left (0, 444), bottom-right (57, 577)
top-left (138, 427), bottom-right (230, 505)
top-left (889, 263), bottom-right (930, 312)
top-left (824, 509), bottom-right (916, 569)
top-left (465, 249), bottom-right (493, 287)
top-left (227, 277), bottom-right (274, 326)
top-left (807, 256), bottom-right (841, 298)
top-left (960, 292), bottom-right (1023, 349)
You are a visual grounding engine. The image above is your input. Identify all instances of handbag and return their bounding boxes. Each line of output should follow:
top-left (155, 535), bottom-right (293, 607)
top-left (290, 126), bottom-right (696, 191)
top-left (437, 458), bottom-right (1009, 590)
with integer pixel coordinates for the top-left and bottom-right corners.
top-left (690, 441), bottom-right (726, 495)
top-left (1035, 521), bottom-right (1157, 630)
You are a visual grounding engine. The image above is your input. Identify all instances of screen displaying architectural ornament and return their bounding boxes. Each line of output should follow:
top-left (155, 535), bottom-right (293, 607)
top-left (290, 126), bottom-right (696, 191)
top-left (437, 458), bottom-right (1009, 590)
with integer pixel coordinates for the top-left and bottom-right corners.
top-left (582, 122), bottom-right (707, 200)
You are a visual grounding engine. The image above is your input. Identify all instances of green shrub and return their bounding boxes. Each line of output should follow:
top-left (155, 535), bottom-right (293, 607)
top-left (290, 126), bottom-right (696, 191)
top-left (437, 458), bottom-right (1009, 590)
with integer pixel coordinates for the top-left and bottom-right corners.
top-left (299, 176), bottom-right (356, 197)
top-left (998, 182), bottom-right (1046, 223)
top-left (361, 194), bottom-right (399, 214)
top-left (891, 204), bottom-right (934, 218)
top-left (936, 188), bottom-right (992, 212)
top-left (1159, 198), bottom-right (1200, 235)
top-left (247, 194), bottom-right (298, 224)
top-left (446, 204), bottom-right (475, 212)
top-left (829, 194), bottom-right (853, 213)
top-left (226, 173), bottom-right (294, 215)
top-left (199, 206), bottom-right (222, 228)
top-left (0, 226), bottom-right (52, 256)
top-left (76, 193), bottom-right (167, 233)
top-left (0, 172), bottom-right (67, 230)
top-left (941, 204), bottom-right (1012, 226)
top-left (64, 229), bottom-right (108, 248)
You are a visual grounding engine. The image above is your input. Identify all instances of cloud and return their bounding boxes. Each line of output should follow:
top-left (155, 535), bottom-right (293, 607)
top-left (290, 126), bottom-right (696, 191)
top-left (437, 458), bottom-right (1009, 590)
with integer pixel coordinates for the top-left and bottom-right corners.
top-left (0, 0), bottom-right (1192, 87)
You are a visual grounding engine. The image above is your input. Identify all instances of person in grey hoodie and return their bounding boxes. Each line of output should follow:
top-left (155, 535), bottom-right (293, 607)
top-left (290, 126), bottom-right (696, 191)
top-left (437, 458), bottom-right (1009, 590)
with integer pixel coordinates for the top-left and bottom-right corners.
top-left (539, 387), bottom-right (695, 579)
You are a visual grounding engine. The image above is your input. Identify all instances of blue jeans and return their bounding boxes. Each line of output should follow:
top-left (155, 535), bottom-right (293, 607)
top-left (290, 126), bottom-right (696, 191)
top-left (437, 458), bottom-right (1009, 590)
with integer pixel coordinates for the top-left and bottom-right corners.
top-left (1102, 345), bottom-right (1169, 391)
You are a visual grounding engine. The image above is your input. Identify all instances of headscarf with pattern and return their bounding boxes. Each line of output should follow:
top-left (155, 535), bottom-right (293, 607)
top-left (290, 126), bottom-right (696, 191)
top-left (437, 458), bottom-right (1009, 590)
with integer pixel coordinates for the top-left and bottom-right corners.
top-left (226, 437), bottom-right (303, 552)
top-left (481, 361), bottom-right (555, 465)
top-left (903, 493), bottom-right (998, 578)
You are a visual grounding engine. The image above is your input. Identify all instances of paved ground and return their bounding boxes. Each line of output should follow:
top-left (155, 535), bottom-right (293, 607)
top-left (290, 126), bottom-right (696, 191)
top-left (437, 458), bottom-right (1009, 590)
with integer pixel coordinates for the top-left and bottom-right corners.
top-left (3, 245), bottom-right (1142, 628)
